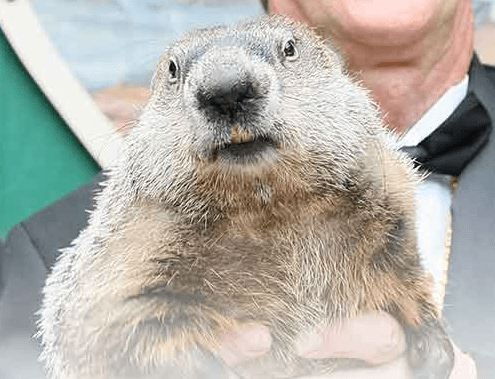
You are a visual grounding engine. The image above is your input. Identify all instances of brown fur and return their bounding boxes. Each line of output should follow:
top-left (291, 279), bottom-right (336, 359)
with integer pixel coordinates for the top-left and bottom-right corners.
top-left (39, 15), bottom-right (453, 379)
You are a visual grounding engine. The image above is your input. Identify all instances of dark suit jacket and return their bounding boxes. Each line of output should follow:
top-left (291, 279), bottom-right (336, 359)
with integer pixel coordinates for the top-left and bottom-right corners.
top-left (1, 56), bottom-right (494, 378)
top-left (443, 55), bottom-right (495, 378)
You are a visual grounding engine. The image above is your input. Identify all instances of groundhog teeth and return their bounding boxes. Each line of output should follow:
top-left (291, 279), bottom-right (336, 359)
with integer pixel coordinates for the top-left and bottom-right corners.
top-left (230, 125), bottom-right (255, 144)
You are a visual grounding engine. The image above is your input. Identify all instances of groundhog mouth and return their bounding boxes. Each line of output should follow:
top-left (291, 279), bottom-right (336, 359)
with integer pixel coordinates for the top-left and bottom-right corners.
top-left (213, 136), bottom-right (277, 164)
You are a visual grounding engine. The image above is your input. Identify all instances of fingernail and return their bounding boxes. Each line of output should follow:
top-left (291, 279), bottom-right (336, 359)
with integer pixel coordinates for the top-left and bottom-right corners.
top-left (294, 329), bottom-right (324, 357)
top-left (367, 321), bottom-right (406, 365)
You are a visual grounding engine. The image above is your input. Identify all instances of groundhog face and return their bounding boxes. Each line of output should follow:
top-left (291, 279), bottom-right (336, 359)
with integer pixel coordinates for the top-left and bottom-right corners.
top-left (125, 16), bottom-right (381, 207)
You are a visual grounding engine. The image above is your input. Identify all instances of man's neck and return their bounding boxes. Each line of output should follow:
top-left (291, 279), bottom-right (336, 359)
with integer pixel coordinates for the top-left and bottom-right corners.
top-left (330, 0), bottom-right (474, 134)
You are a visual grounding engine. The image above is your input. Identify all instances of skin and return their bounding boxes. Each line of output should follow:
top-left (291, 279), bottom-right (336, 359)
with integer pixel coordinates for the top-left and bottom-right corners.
top-left (268, 0), bottom-right (473, 134)
top-left (219, 313), bottom-right (476, 378)
top-left (219, 0), bottom-right (477, 377)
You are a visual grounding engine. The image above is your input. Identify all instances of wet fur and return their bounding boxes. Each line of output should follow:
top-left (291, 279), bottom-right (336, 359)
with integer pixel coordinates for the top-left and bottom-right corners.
top-left (39, 15), bottom-right (453, 379)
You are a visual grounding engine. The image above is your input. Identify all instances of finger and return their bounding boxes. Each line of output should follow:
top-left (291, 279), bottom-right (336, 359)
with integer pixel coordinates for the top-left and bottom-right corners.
top-left (295, 354), bottom-right (413, 379)
top-left (296, 311), bottom-right (406, 365)
top-left (450, 343), bottom-right (477, 379)
top-left (217, 324), bottom-right (272, 366)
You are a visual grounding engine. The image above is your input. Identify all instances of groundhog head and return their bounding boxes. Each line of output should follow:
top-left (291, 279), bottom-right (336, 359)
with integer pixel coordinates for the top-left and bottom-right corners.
top-left (122, 15), bottom-right (384, 218)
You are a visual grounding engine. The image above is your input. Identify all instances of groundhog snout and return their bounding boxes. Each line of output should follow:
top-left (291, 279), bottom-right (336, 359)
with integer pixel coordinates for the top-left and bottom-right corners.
top-left (196, 68), bottom-right (268, 125)
top-left (190, 47), bottom-right (271, 125)
top-left (196, 72), bottom-right (259, 119)
top-left (185, 46), bottom-right (281, 164)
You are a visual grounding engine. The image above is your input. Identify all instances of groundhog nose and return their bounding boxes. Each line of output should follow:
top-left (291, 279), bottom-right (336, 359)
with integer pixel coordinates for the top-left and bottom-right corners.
top-left (197, 83), bottom-right (255, 115)
top-left (196, 70), bottom-right (257, 117)
top-left (213, 83), bottom-right (253, 110)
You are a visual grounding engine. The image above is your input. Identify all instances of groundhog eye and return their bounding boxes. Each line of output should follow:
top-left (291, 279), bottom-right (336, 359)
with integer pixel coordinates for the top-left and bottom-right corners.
top-left (168, 58), bottom-right (179, 82)
top-left (282, 39), bottom-right (298, 60)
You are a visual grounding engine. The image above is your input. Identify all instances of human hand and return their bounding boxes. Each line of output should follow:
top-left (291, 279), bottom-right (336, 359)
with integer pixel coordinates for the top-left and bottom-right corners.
top-left (218, 311), bottom-right (477, 379)
top-left (218, 323), bottom-right (273, 367)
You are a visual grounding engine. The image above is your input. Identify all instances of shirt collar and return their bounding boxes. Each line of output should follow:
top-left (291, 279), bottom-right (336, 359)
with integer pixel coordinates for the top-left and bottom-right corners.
top-left (397, 75), bottom-right (469, 148)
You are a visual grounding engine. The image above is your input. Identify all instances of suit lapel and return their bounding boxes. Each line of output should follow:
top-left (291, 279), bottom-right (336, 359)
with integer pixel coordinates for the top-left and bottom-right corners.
top-left (444, 55), bottom-right (495, 377)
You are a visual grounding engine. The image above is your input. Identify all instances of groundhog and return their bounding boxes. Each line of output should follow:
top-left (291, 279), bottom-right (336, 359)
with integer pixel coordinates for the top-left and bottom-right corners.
top-left (38, 15), bottom-right (454, 379)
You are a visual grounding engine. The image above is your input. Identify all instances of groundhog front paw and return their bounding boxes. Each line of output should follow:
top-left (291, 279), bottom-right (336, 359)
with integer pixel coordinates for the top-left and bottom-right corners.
top-left (405, 319), bottom-right (455, 379)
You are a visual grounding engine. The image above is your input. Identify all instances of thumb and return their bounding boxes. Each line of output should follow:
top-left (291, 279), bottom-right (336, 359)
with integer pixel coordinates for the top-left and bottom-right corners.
top-left (296, 311), bottom-right (406, 365)
top-left (450, 344), bottom-right (477, 379)
top-left (218, 324), bottom-right (272, 366)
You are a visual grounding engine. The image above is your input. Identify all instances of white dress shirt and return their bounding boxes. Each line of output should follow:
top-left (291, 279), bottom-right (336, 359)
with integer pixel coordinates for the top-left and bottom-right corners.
top-left (396, 75), bottom-right (469, 310)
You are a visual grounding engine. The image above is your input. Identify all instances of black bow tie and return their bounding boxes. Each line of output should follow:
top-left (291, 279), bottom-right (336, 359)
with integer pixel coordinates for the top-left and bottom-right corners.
top-left (400, 90), bottom-right (492, 176)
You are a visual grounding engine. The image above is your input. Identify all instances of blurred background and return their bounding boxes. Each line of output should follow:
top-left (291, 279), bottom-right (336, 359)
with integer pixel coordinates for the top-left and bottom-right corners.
top-left (33, 0), bottom-right (264, 93)
top-left (0, 0), bottom-right (263, 238)
top-left (0, 0), bottom-right (494, 238)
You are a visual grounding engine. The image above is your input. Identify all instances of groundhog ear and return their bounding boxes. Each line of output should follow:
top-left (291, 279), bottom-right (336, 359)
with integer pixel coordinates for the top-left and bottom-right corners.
top-left (150, 69), bottom-right (160, 94)
top-left (150, 57), bottom-right (170, 94)
top-left (150, 63), bottom-right (165, 94)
